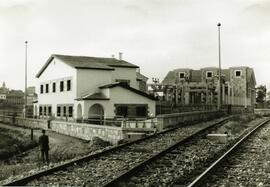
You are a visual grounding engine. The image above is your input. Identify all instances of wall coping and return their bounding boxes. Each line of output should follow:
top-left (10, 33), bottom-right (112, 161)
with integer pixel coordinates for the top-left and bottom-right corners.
top-left (51, 120), bottom-right (123, 130)
top-left (16, 117), bottom-right (47, 123)
top-left (255, 108), bottom-right (270, 111)
top-left (156, 110), bottom-right (219, 118)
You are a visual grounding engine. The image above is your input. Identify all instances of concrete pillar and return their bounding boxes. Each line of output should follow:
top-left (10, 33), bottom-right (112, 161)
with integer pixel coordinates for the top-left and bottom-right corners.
top-left (201, 92), bottom-right (204, 103)
top-left (227, 85), bottom-right (230, 105)
top-left (175, 86), bottom-right (178, 104)
top-left (222, 84), bottom-right (225, 104)
top-left (181, 86), bottom-right (185, 105)
top-left (185, 92), bottom-right (190, 105)
top-left (206, 87), bottom-right (209, 104)
top-left (231, 86), bottom-right (234, 105)
top-left (244, 94), bottom-right (247, 108)
top-left (191, 93), bottom-right (194, 104)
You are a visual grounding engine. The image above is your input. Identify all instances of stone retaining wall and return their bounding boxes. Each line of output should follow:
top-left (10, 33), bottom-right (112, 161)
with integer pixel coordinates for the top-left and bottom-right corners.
top-left (156, 110), bottom-right (222, 130)
top-left (0, 110), bottom-right (229, 144)
top-left (0, 115), bottom-right (123, 144)
top-left (254, 108), bottom-right (270, 116)
top-left (51, 121), bottom-right (123, 144)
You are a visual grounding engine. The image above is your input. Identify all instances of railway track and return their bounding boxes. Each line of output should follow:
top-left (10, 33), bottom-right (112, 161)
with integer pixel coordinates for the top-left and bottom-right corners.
top-left (1, 117), bottom-right (230, 186)
top-left (187, 118), bottom-right (270, 187)
top-left (102, 117), bottom-right (269, 187)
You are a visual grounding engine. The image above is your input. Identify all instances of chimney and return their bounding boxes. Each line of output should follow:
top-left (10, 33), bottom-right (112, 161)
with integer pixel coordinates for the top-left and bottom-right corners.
top-left (118, 52), bottom-right (122, 60)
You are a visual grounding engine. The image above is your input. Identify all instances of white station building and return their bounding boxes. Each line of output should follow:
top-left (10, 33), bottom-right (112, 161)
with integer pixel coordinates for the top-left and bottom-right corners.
top-left (34, 54), bottom-right (156, 122)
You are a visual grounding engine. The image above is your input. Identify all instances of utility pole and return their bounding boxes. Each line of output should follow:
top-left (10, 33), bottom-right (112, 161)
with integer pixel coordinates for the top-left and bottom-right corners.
top-left (217, 23), bottom-right (221, 110)
top-left (24, 41), bottom-right (28, 118)
top-left (152, 77), bottom-right (161, 114)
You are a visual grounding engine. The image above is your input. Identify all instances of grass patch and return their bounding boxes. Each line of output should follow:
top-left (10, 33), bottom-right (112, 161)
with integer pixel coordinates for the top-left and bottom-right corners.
top-left (0, 135), bottom-right (111, 182)
top-left (0, 128), bottom-right (37, 160)
top-left (216, 114), bottom-right (259, 135)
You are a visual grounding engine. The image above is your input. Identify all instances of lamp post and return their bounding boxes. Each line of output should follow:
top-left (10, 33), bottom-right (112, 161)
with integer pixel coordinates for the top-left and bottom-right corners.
top-left (152, 77), bottom-right (161, 114)
top-left (217, 23), bottom-right (221, 110)
top-left (24, 41), bottom-right (28, 118)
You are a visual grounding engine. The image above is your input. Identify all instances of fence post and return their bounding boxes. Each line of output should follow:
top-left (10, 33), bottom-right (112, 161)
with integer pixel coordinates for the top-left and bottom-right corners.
top-left (30, 128), bottom-right (33, 141)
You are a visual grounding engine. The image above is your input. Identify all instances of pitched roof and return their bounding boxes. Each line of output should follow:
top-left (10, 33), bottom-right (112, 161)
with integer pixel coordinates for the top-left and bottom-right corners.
top-left (162, 71), bottom-right (176, 84)
top-left (76, 92), bottom-right (109, 101)
top-left (247, 68), bottom-right (256, 85)
top-left (190, 70), bottom-right (202, 82)
top-left (99, 83), bottom-right (157, 100)
top-left (36, 54), bottom-right (139, 78)
top-left (136, 72), bottom-right (148, 81)
top-left (221, 69), bottom-right (230, 81)
top-left (162, 67), bottom-right (248, 84)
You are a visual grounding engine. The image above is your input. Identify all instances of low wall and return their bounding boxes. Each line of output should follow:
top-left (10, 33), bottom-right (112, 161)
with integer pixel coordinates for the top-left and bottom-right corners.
top-left (15, 117), bottom-right (48, 129)
top-left (0, 115), bottom-right (123, 144)
top-left (51, 121), bottom-right (123, 144)
top-left (156, 110), bottom-right (223, 130)
top-left (254, 108), bottom-right (270, 116)
top-left (0, 109), bottom-right (228, 144)
top-left (221, 105), bottom-right (254, 114)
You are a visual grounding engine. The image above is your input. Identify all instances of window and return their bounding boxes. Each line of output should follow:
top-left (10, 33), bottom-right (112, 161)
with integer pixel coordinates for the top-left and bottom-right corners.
top-left (206, 71), bottom-right (213, 78)
top-left (136, 106), bottom-right (147, 117)
top-left (48, 106), bottom-right (52, 116)
top-left (52, 82), bottom-right (56, 93)
top-left (45, 84), bottom-right (49, 93)
top-left (44, 106), bottom-right (47, 116)
top-left (63, 106), bottom-right (66, 117)
top-left (60, 81), bottom-right (64, 92)
top-left (179, 72), bottom-right (185, 79)
top-left (68, 106), bottom-right (73, 117)
top-left (40, 85), bottom-right (44, 94)
top-left (116, 106), bottom-right (128, 117)
top-left (67, 80), bottom-right (71, 91)
top-left (57, 106), bottom-right (61, 117)
top-left (39, 106), bottom-right (43, 116)
top-left (235, 70), bottom-right (241, 77)
top-left (115, 79), bottom-right (130, 86)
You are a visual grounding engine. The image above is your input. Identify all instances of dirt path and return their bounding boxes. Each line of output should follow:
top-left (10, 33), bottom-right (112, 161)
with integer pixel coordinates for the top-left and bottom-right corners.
top-left (0, 122), bottom-right (108, 184)
top-left (0, 123), bottom-right (85, 145)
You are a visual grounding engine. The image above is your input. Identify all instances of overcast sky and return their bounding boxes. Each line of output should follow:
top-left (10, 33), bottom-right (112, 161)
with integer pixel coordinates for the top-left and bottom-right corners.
top-left (0, 0), bottom-right (270, 90)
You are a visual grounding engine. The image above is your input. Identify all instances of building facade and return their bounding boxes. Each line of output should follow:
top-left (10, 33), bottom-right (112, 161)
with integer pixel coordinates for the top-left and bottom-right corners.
top-left (150, 66), bottom-right (256, 108)
top-left (0, 82), bottom-right (25, 116)
top-left (34, 54), bottom-right (156, 122)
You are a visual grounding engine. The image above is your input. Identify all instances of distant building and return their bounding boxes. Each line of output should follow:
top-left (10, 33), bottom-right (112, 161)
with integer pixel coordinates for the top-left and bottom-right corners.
top-left (26, 86), bottom-right (38, 118)
top-left (6, 90), bottom-right (24, 105)
top-left (0, 93), bottom-right (6, 100)
top-left (0, 82), bottom-right (24, 116)
top-left (150, 66), bottom-right (256, 108)
top-left (0, 82), bottom-right (37, 116)
top-left (26, 86), bottom-right (37, 105)
top-left (34, 54), bottom-right (156, 122)
top-left (136, 71), bottom-right (148, 92)
top-left (0, 82), bottom-right (8, 100)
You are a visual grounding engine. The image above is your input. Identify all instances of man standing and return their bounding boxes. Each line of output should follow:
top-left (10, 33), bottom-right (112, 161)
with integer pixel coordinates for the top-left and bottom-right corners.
top-left (39, 129), bottom-right (49, 165)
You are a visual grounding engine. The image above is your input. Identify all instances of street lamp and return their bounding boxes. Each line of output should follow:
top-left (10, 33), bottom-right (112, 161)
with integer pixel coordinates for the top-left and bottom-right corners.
top-left (24, 41), bottom-right (28, 118)
top-left (217, 23), bottom-right (221, 110)
top-left (152, 77), bottom-right (161, 114)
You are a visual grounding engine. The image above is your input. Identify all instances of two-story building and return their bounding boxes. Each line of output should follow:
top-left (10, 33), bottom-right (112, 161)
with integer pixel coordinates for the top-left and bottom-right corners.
top-left (34, 54), bottom-right (156, 122)
top-left (152, 66), bottom-right (256, 108)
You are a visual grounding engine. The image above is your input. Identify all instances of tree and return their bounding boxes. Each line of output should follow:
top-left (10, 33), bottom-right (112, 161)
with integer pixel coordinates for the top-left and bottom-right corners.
top-left (256, 85), bottom-right (267, 105)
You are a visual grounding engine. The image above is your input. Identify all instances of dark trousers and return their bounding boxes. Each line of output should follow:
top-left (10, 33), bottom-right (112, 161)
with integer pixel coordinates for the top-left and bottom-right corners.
top-left (41, 150), bottom-right (49, 164)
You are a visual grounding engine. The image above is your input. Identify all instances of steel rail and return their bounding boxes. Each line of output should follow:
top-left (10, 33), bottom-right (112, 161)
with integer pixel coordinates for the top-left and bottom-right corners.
top-left (3, 116), bottom-right (229, 186)
top-left (102, 118), bottom-right (230, 187)
top-left (187, 118), bottom-right (270, 187)
top-left (2, 124), bottom-right (182, 186)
